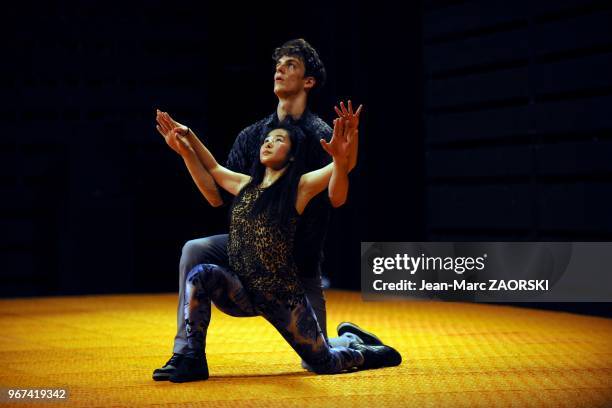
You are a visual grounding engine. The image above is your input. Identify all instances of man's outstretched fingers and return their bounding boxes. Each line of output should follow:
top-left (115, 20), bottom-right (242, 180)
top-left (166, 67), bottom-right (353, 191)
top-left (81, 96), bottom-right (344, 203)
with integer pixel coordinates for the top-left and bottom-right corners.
top-left (340, 101), bottom-right (349, 116)
top-left (334, 106), bottom-right (344, 118)
top-left (355, 104), bottom-right (363, 117)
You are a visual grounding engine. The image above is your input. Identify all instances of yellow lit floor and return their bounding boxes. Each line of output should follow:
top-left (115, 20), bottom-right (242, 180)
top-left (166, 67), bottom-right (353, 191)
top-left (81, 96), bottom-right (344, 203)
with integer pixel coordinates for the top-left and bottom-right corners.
top-left (0, 290), bottom-right (611, 407)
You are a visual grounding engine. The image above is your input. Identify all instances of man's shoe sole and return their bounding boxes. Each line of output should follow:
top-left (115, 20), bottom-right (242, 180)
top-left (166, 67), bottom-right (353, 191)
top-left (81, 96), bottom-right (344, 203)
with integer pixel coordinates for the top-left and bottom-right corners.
top-left (169, 373), bottom-right (209, 383)
top-left (337, 322), bottom-right (384, 346)
top-left (152, 371), bottom-right (172, 381)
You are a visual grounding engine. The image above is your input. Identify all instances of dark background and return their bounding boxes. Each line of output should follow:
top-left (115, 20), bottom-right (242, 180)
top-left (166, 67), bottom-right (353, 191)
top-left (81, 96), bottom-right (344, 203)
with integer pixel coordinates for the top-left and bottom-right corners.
top-left (2, 1), bottom-right (611, 316)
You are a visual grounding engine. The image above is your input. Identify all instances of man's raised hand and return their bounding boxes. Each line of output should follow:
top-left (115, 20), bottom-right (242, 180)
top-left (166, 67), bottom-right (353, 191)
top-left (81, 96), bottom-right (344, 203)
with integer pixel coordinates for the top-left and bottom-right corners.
top-left (334, 100), bottom-right (363, 140)
top-left (333, 101), bottom-right (362, 171)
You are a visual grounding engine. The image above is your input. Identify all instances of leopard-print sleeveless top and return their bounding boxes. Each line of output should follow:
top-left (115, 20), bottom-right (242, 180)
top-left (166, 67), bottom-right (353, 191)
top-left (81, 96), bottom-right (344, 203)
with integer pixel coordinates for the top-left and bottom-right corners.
top-left (228, 183), bottom-right (305, 305)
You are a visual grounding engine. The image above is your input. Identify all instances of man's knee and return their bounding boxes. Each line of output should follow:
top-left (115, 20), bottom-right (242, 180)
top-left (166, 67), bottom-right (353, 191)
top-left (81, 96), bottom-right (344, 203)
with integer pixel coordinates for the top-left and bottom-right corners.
top-left (182, 239), bottom-right (209, 263)
top-left (180, 237), bottom-right (222, 275)
top-left (181, 235), bottom-right (227, 267)
top-left (301, 281), bottom-right (327, 333)
top-left (301, 278), bottom-right (325, 307)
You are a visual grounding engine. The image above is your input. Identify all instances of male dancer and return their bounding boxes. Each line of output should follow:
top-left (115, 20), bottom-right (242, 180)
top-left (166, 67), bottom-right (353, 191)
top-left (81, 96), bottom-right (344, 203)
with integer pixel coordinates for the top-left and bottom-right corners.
top-left (153, 39), bottom-right (383, 380)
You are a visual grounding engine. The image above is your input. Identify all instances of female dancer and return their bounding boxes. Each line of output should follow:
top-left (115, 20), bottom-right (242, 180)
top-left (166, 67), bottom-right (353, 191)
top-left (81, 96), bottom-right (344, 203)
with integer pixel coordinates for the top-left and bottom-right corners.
top-left (156, 108), bottom-right (401, 382)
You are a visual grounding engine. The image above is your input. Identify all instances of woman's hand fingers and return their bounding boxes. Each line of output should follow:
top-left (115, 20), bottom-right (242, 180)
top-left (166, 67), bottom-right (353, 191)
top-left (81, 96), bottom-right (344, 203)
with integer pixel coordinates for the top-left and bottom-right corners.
top-left (173, 128), bottom-right (188, 141)
top-left (172, 126), bottom-right (188, 137)
top-left (172, 130), bottom-right (187, 151)
top-left (161, 112), bottom-right (174, 130)
top-left (332, 118), bottom-right (340, 141)
top-left (348, 128), bottom-right (358, 145)
top-left (156, 124), bottom-right (167, 138)
top-left (320, 139), bottom-right (333, 156)
top-left (156, 111), bottom-right (169, 132)
top-left (165, 112), bottom-right (180, 128)
top-left (336, 117), bottom-right (345, 137)
top-left (158, 112), bottom-right (172, 133)
top-left (159, 111), bottom-right (175, 132)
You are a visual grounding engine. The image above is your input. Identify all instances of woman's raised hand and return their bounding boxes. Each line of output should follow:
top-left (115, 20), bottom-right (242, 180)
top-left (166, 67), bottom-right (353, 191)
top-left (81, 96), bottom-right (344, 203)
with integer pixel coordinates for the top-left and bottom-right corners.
top-left (155, 109), bottom-right (190, 155)
top-left (320, 116), bottom-right (356, 165)
top-left (171, 127), bottom-right (194, 157)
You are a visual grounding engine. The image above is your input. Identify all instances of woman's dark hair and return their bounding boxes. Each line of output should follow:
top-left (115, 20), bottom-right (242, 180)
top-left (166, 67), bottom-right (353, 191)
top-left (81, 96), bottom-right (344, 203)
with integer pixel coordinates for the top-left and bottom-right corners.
top-left (245, 122), bottom-right (307, 228)
top-left (272, 38), bottom-right (327, 91)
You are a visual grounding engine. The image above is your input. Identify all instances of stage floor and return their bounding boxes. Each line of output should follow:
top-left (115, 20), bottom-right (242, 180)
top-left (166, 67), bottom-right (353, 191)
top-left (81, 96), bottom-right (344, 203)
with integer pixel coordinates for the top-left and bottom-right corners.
top-left (0, 290), bottom-right (611, 407)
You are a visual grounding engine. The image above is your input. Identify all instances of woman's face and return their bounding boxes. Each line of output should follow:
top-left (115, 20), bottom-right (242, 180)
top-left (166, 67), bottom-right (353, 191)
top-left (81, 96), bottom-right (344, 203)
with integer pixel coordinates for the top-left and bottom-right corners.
top-left (260, 128), bottom-right (293, 170)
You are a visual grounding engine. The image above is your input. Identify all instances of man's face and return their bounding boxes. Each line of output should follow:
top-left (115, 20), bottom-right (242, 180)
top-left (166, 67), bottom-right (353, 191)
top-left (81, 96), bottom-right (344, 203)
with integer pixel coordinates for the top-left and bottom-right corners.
top-left (260, 128), bottom-right (293, 169)
top-left (273, 55), bottom-right (313, 97)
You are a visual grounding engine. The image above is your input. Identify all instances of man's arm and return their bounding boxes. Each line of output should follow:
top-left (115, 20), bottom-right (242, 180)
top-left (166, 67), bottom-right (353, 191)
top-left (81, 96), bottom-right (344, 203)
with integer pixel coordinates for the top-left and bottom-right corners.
top-left (325, 101), bottom-right (362, 207)
top-left (334, 100), bottom-right (362, 173)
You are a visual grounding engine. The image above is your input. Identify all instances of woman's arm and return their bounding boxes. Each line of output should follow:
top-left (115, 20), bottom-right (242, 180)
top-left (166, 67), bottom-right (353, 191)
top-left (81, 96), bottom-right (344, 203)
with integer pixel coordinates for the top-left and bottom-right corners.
top-left (156, 110), bottom-right (223, 205)
top-left (156, 110), bottom-right (249, 196)
top-left (180, 144), bottom-right (224, 207)
top-left (296, 118), bottom-right (356, 214)
top-left (173, 128), bottom-right (250, 196)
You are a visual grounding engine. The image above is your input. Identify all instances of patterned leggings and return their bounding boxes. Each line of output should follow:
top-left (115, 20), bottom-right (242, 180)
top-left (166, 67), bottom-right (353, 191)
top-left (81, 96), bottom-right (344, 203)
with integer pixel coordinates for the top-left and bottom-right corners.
top-left (184, 263), bottom-right (364, 374)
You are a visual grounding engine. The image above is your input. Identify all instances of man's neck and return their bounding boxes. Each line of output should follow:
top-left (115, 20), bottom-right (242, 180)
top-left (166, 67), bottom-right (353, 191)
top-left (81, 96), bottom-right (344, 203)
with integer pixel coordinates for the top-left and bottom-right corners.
top-left (277, 92), bottom-right (308, 122)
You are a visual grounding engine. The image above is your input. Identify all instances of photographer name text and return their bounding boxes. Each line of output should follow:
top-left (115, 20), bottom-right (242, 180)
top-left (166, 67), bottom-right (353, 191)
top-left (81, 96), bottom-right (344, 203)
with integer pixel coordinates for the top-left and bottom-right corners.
top-left (373, 279), bottom-right (549, 291)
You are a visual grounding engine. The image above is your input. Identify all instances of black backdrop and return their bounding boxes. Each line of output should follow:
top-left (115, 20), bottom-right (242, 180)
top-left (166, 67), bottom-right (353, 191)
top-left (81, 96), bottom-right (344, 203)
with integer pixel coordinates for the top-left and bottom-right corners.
top-left (2, 1), bottom-right (611, 316)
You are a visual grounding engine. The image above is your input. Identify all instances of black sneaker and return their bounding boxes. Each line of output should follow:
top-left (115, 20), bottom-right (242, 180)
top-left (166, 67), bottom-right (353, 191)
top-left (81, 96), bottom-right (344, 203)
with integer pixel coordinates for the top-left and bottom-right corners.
top-left (152, 353), bottom-right (184, 381)
top-left (352, 343), bottom-right (402, 370)
top-left (169, 354), bottom-right (209, 383)
top-left (337, 322), bottom-right (384, 346)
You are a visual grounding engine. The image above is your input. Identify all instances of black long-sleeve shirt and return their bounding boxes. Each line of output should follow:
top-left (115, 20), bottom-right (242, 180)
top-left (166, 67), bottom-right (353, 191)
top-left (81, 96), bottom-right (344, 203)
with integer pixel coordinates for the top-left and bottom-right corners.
top-left (225, 110), bottom-right (333, 278)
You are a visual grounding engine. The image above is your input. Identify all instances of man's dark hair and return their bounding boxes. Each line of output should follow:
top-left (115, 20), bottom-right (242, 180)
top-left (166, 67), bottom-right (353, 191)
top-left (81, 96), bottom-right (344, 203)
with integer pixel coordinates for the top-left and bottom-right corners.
top-left (272, 38), bottom-right (327, 91)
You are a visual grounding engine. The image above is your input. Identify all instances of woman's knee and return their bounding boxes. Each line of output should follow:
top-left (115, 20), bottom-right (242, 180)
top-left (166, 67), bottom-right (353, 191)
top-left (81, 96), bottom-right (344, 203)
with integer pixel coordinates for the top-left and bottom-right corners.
top-left (186, 264), bottom-right (228, 296)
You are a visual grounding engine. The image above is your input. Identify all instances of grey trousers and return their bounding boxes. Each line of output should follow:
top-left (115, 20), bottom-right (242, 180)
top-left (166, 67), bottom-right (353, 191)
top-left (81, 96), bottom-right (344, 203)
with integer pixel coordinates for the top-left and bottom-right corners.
top-left (172, 234), bottom-right (353, 355)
